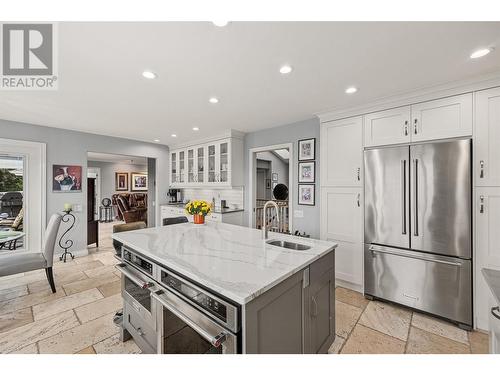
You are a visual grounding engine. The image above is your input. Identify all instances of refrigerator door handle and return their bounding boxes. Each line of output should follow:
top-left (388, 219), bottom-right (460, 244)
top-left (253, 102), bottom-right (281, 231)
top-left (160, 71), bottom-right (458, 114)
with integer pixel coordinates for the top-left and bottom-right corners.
top-left (413, 158), bottom-right (419, 237)
top-left (368, 245), bottom-right (462, 267)
top-left (401, 160), bottom-right (407, 235)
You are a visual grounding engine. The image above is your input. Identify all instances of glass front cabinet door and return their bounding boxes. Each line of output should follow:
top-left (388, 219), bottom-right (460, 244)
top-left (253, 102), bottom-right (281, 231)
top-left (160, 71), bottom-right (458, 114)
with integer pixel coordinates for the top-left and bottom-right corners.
top-left (208, 144), bottom-right (217, 183)
top-left (178, 150), bottom-right (185, 183)
top-left (187, 148), bottom-right (195, 183)
top-left (170, 151), bottom-right (178, 185)
top-left (196, 146), bottom-right (205, 184)
top-left (218, 140), bottom-right (230, 184)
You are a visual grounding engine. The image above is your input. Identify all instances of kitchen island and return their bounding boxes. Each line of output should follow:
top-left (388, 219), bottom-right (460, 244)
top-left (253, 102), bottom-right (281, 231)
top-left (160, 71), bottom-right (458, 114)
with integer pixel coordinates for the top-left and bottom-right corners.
top-left (112, 222), bottom-right (337, 354)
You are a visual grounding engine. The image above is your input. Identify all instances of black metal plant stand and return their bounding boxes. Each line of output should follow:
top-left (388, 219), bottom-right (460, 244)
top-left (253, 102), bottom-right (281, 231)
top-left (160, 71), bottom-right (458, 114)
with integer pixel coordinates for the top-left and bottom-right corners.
top-left (59, 210), bottom-right (76, 262)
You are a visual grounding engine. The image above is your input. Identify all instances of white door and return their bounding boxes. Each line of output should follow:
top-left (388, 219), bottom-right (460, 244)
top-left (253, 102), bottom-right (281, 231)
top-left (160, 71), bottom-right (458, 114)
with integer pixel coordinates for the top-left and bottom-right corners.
top-left (364, 106), bottom-right (411, 147)
top-left (410, 93), bottom-right (473, 142)
top-left (320, 187), bottom-right (363, 287)
top-left (475, 87), bottom-right (500, 186)
top-left (320, 116), bottom-right (363, 187)
top-left (475, 187), bottom-right (500, 330)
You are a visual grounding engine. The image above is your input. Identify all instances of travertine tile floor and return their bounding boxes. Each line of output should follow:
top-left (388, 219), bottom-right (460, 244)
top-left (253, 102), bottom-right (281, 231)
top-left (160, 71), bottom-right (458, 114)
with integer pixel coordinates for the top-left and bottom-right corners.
top-left (0, 221), bottom-right (490, 354)
top-left (0, 221), bottom-right (141, 354)
top-left (329, 287), bottom-right (489, 354)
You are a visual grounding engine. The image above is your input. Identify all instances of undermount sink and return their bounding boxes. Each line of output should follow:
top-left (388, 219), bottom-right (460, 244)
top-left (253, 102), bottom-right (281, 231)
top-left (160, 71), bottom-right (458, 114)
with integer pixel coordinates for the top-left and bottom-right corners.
top-left (266, 240), bottom-right (311, 251)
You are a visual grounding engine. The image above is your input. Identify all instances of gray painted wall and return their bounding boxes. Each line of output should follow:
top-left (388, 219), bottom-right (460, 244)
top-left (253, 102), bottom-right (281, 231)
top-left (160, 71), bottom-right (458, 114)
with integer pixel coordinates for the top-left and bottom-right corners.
top-left (87, 160), bottom-right (147, 202)
top-left (256, 151), bottom-right (289, 186)
top-left (0, 119), bottom-right (170, 255)
top-left (244, 117), bottom-right (320, 239)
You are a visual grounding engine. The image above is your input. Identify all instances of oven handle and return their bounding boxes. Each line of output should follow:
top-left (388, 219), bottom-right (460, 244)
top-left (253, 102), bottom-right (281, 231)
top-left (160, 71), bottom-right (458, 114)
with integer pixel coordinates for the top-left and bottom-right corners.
top-left (151, 290), bottom-right (227, 348)
top-left (115, 264), bottom-right (153, 289)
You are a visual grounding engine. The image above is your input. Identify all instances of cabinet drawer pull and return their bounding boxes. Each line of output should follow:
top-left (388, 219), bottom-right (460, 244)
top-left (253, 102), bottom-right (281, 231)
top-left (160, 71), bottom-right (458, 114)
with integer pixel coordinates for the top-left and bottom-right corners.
top-left (480, 160), bottom-right (485, 178)
top-left (357, 193), bottom-right (360, 207)
top-left (413, 118), bottom-right (418, 134)
top-left (357, 167), bottom-right (361, 181)
top-left (480, 195), bottom-right (485, 214)
top-left (404, 120), bottom-right (409, 136)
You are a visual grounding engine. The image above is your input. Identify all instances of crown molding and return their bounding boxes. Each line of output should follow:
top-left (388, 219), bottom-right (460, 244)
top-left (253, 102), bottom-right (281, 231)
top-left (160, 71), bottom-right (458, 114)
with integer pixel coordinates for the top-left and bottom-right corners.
top-left (315, 70), bottom-right (500, 123)
top-left (170, 129), bottom-right (245, 150)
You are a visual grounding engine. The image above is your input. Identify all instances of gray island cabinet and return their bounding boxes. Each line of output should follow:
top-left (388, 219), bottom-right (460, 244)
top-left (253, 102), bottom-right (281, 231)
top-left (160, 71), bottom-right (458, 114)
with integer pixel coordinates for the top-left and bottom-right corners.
top-left (112, 222), bottom-right (337, 354)
top-left (243, 251), bottom-right (335, 353)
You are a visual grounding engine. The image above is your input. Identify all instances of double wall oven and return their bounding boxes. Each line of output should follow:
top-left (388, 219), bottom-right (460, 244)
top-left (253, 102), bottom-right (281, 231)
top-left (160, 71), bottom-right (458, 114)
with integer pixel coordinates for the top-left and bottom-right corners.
top-left (116, 246), bottom-right (241, 354)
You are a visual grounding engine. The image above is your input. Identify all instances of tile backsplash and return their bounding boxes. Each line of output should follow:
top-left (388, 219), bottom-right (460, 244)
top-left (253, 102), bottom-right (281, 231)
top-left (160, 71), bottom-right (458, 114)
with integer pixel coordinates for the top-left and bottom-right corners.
top-left (181, 187), bottom-right (244, 209)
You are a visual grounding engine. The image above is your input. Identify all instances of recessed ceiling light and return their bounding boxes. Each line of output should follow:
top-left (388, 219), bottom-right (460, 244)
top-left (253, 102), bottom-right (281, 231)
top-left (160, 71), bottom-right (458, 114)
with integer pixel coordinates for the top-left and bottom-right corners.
top-left (142, 70), bottom-right (157, 79)
top-left (209, 97), bottom-right (219, 104)
top-left (212, 21), bottom-right (229, 27)
top-left (470, 48), bottom-right (493, 59)
top-left (171, 134), bottom-right (177, 138)
top-left (193, 127), bottom-right (199, 131)
top-left (279, 65), bottom-right (293, 74)
top-left (154, 139), bottom-right (160, 142)
top-left (345, 86), bottom-right (358, 94)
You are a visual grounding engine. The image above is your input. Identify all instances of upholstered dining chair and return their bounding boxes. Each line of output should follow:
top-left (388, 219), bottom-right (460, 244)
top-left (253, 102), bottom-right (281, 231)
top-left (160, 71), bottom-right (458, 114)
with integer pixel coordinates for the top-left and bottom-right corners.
top-left (0, 213), bottom-right (62, 293)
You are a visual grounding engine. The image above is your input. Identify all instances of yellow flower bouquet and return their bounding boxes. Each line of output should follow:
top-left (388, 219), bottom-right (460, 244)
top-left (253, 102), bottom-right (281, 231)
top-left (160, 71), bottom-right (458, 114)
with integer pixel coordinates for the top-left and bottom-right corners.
top-left (185, 200), bottom-right (212, 224)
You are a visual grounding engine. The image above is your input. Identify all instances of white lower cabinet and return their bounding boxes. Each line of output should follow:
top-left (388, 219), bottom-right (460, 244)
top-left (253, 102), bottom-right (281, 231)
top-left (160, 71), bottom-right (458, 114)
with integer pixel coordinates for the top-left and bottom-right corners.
top-left (160, 206), bottom-right (243, 226)
top-left (476, 187), bottom-right (500, 330)
top-left (320, 187), bottom-right (363, 288)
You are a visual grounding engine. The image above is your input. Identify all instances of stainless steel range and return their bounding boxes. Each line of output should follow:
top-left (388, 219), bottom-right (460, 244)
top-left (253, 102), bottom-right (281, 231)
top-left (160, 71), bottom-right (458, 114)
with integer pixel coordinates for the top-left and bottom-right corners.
top-left (116, 246), bottom-right (241, 354)
top-left (364, 138), bottom-right (473, 329)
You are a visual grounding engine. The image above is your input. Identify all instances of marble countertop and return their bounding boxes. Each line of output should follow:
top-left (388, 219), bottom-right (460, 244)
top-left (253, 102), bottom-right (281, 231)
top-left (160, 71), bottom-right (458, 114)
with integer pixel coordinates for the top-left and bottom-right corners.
top-left (113, 222), bottom-right (337, 305)
top-left (161, 203), bottom-right (244, 214)
top-left (482, 268), bottom-right (500, 305)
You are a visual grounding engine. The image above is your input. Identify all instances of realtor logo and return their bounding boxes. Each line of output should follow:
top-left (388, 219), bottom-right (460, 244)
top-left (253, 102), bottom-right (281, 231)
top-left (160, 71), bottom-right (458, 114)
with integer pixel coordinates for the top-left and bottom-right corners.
top-left (1, 23), bottom-right (58, 90)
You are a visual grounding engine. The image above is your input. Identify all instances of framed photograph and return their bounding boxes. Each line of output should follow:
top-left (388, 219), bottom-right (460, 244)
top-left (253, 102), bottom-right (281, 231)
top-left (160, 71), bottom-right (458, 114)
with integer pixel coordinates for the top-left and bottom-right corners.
top-left (53, 165), bottom-right (82, 192)
top-left (115, 172), bottom-right (129, 191)
top-left (298, 184), bottom-right (315, 206)
top-left (298, 138), bottom-right (316, 161)
top-left (298, 161), bottom-right (315, 183)
top-left (272, 172), bottom-right (278, 182)
top-left (266, 179), bottom-right (271, 189)
top-left (131, 172), bottom-right (148, 191)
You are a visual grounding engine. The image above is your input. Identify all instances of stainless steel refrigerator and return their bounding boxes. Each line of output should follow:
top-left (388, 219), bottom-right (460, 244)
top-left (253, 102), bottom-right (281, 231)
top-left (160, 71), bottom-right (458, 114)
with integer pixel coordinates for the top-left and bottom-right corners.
top-left (364, 138), bottom-right (472, 329)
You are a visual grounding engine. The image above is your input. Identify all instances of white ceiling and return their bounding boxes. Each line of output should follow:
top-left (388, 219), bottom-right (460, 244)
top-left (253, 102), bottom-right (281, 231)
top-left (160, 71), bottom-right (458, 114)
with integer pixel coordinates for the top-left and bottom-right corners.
top-left (87, 152), bottom-right (147, 165)
top-left (1, 22), bottom-right (500, 145)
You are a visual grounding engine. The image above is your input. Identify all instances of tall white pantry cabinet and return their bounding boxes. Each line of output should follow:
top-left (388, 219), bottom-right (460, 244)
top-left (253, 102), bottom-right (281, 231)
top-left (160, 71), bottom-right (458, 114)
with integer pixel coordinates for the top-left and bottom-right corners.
top-left (319, 85), bottom-right (500, 330)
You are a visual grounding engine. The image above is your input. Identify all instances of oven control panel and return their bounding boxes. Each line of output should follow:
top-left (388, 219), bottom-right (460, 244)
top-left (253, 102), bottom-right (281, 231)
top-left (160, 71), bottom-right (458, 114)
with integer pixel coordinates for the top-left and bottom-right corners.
top-left (161, 271), bottom-right (229, 323)
top-left (123, 248), bottom-right (153, 275)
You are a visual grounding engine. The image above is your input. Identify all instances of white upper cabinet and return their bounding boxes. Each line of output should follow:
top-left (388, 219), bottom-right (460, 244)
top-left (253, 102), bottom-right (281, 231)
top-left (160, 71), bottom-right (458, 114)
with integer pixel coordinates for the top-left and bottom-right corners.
top-left (364, 106), bottom-right (411, 147)
top-left (410, 93), bottom-right (473, 142)
top-left (320, 116), bottom-right (363, 187)
top-left (169, 131), bottom-right (244, 188)
top-left (475, 87), bottom-right (500, 187)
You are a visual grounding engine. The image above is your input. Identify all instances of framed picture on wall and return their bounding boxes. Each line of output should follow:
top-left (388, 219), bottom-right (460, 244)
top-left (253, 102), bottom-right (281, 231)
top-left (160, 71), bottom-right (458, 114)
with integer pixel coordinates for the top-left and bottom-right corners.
top-left (52, 165), bottom-right (82, 192)
top-left (131, 172), bottom-right (148, 191)
top-left (272, 172), bottom-right (278, 182)
top-left (298, 184), bottom-right (315, 206)
top-left (298, 138), bottom-right (315, 161)
top-left (298, 161), bottom-right (315, 183)
top-left (115, 172), bottom-right (129, 191)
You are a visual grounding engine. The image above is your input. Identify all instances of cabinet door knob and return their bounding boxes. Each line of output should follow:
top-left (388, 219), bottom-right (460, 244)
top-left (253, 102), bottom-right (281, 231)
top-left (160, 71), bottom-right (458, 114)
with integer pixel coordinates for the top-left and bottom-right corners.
top-left (480, 160), bottom-right (485, 178)
top-left (414, 118), bottom-right (418, 134)
top-left (480, 195), bottom-right (485, 214)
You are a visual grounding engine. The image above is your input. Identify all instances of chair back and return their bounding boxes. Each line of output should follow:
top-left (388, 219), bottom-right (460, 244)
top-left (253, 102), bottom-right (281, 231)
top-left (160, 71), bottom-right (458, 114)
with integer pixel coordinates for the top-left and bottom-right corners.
top-left (117, 195), bottom-right (130, 213)
top-left (163, 216), bottom-right (189, 226)
top-left (43, 213), bottom-right (63, 267)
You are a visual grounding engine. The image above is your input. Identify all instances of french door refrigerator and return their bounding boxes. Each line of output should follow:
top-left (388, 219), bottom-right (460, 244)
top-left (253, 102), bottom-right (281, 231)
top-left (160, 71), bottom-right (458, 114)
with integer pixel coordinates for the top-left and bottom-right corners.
top-left (364, 138), bottom-right (472, 329)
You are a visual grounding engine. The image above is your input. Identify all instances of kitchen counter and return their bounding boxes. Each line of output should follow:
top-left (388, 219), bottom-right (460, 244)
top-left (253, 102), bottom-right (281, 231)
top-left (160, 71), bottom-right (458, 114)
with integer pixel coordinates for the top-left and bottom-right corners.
top-left (161, 203), bottom-right (244, 214)
top-left (112, 222), bottom-right (336, 304)
top-left (482, 268), bottom-right (500, 305)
